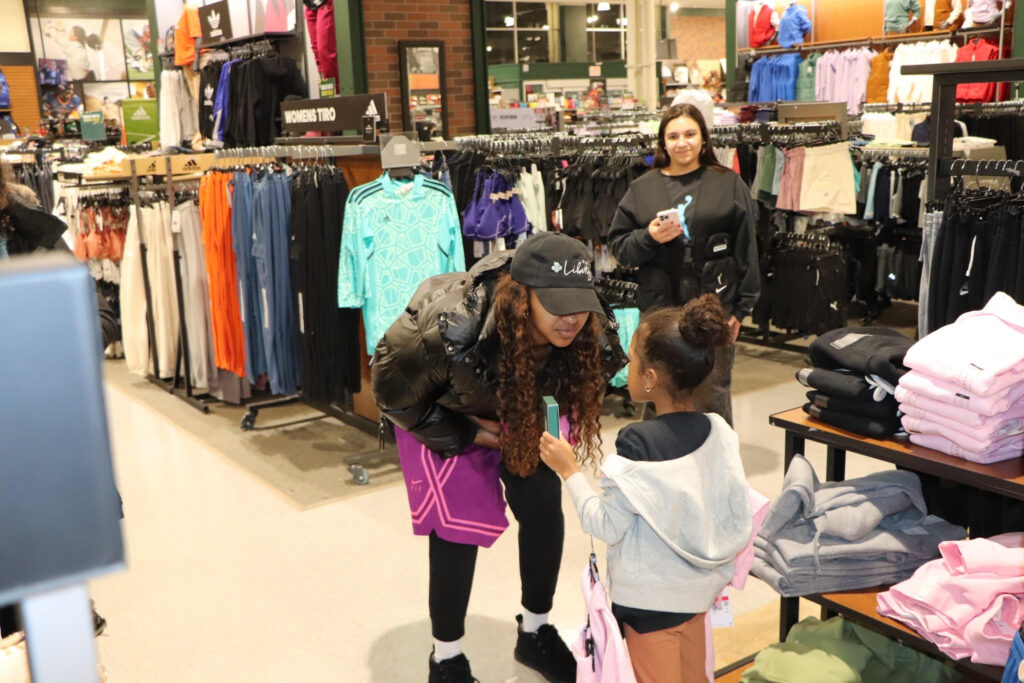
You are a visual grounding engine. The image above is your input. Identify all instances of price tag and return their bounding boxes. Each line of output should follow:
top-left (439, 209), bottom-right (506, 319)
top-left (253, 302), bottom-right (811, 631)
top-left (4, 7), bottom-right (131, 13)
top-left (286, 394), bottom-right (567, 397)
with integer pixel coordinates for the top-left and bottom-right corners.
top-left (262, 288), bottom-right (270, 329)
top-left (711, 589), bottom-right (734, 628)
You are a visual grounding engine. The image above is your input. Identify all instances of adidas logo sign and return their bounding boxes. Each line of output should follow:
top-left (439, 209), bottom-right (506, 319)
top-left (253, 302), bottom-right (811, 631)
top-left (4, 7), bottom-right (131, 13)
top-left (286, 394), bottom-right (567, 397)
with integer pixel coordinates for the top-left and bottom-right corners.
top-left (131, 106), bottom-right (150, 121)
top-left (364, 100), bottom-right (379, 118)
top-left (182, 159), bottom-right (199, 170)
top-left (208, 10), bottom-right (221, 29)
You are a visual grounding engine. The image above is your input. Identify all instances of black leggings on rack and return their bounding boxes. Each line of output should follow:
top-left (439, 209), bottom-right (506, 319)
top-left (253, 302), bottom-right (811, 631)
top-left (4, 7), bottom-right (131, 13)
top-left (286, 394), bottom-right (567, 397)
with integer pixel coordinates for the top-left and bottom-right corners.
top-left (428, 461), bottom-right (564, 642)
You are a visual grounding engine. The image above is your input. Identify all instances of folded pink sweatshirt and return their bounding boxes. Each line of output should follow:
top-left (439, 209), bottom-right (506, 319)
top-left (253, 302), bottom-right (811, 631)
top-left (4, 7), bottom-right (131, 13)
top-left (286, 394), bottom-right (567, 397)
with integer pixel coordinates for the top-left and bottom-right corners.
top-left (877, 533), bottom-right (1024, 666)
top-left (907, 433), bottom-right (1024, 464)
top-left (897, 389), bottom-right (1024, 433)
top-left (898, 370), bottom-right (1024, 417)
top-left (904, 293), bottom-right (1024, 396)
top-left (901, 415), bottom-right (1024, 452)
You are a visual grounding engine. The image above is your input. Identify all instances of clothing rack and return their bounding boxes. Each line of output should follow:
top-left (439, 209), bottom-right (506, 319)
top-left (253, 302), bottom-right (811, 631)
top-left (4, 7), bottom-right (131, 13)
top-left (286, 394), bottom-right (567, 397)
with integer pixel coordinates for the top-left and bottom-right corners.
top-left (939, 157), bottom-right (1024, 178)
top-left (209, 142), bottom-right (394, 482)
top-left (712, 120), bottom-right (851, 146)
top-left (861, 99), bottom-right (1024, 114)
top-left (128, 157), bottom-right (217, 413)
top-left (739, 23), bottom-right (1011, 58)
top-left (856, 146), bottom-right (932, 159)
top-left (902, 58), bottom-right (1024, 201)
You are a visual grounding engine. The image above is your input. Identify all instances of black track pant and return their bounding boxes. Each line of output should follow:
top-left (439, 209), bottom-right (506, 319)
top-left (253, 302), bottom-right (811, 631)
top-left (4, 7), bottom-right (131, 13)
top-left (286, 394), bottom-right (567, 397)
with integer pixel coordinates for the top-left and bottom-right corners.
top-left (428, 460), bottom-right (564, 641)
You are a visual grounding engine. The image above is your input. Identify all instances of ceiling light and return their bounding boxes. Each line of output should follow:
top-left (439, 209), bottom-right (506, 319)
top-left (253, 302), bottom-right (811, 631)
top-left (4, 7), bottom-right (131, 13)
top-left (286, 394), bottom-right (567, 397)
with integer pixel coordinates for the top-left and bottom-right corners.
top-left (504, 15), bottom-right (514, 27)
top-left (542, 24), bottom-right (549, 30)
top-left (487, 46), bottom-right (492, 52)
top-left (622, 17), bottom-right (628, 25)
top-left (587, 15), bottom-right (598, 23)
top-left (669, 2), bottom-right (679, 10)
top-left (597, 2), bottom-right (611, 10)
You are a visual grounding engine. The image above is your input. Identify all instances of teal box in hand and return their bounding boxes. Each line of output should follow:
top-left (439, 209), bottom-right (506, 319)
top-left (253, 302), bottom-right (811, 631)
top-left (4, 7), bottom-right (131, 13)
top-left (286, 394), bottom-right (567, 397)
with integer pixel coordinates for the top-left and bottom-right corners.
top-left (543, 395), bottom-right (559, 438)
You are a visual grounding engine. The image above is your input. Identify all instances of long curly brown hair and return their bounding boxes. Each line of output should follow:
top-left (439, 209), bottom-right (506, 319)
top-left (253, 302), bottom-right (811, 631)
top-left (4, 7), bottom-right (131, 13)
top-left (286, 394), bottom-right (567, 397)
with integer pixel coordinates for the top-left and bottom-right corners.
top-left (492, 274), bottom-right (606, 476)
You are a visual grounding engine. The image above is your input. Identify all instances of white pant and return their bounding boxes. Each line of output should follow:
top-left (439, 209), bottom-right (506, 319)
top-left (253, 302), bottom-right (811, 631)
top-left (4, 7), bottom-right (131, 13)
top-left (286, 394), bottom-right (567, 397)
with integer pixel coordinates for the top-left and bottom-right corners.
top-left (799, 143), bottom-right (857, 215)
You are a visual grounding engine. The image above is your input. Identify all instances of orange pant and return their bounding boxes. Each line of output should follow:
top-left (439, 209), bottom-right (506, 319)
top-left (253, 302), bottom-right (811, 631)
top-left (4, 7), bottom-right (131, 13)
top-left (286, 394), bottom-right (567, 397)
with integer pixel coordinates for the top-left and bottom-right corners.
top-left (199, 171), bottom-right (246, 377)
top-left (624, 612), bottom-right (709, 683)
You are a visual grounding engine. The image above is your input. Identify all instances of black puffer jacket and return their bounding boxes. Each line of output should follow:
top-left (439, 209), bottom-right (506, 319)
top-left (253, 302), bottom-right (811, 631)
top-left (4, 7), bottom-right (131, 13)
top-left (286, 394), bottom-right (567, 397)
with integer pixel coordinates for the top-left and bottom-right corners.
top-left (371, 251), bottom-right (626, 458)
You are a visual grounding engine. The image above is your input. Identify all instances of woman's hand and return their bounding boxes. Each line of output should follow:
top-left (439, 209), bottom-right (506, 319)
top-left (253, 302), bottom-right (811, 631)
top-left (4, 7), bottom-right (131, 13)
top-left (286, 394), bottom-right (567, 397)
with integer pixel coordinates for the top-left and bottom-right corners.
top-left (469, 415), bottom-right (502, 449)
top-left (647, 217), bottom-right (682, 244)
top-left (728, 315), bottom-right (742, 342)
top-left (539, 432), bottom-right (580, 480)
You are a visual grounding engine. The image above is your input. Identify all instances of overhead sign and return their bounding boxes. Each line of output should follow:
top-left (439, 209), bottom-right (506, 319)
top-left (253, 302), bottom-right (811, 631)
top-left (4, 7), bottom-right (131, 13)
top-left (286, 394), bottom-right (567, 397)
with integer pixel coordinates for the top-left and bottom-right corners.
top-left (280, 94), bottom-right (389, 134)
top-left (199, 1), bottom-right (234, 42)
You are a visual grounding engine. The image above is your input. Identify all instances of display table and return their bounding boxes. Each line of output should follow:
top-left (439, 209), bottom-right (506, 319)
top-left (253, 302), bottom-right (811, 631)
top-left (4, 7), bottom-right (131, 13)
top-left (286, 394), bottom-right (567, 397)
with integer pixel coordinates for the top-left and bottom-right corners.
top-left (749, 408), bottom-right (1023, 682)
top-left (715, 659), bottom-right (753, 682)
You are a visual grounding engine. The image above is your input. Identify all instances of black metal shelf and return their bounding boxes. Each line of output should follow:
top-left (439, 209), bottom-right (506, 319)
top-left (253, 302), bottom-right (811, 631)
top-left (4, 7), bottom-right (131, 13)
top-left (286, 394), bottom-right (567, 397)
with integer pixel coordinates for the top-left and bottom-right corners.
top-left (158, 31), bottom-right (298, 59)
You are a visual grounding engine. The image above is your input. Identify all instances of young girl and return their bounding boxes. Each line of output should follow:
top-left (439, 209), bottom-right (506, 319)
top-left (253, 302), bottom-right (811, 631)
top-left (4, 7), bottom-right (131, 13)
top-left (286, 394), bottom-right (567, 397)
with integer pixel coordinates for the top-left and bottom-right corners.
top-left (539, 294), bottom-right (752, 683)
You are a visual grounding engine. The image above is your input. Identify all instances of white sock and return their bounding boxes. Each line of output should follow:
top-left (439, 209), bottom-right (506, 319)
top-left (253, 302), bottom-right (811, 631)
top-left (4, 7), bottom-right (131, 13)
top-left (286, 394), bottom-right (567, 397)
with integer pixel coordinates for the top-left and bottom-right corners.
top-left (520, 609), bottom-right (549, 633)
top-left (433, 638), bottom-right (463, 663)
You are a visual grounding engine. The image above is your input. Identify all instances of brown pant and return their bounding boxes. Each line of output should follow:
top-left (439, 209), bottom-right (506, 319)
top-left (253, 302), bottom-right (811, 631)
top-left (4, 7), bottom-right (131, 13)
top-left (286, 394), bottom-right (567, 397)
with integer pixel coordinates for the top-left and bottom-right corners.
top-left (624, 614), bottom-right (709, 683)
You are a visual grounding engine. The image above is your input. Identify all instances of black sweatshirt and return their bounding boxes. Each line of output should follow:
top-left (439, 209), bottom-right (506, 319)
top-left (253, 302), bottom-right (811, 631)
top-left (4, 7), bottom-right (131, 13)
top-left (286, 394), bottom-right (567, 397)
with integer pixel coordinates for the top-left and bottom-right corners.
top-left (607, 167), bottom-right (760, 317)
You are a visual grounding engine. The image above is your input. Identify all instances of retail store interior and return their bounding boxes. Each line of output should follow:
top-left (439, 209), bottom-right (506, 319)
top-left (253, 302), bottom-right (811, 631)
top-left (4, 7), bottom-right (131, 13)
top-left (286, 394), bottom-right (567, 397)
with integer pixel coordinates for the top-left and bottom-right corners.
top-left (1, 0), bottom-right (1024, 681)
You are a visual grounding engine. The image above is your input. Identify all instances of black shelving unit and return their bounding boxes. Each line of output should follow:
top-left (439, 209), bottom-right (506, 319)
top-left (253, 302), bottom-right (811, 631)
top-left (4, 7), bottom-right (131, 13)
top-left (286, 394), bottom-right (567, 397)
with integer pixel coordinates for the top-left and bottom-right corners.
top-left (900, 58), bottom-right (1024, 202)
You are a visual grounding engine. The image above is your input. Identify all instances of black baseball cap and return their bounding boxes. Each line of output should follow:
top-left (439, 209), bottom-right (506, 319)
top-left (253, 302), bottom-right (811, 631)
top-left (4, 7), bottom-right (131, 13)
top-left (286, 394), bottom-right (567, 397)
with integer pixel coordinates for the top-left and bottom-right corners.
top-left (510, 232), bottom-right (603, 316)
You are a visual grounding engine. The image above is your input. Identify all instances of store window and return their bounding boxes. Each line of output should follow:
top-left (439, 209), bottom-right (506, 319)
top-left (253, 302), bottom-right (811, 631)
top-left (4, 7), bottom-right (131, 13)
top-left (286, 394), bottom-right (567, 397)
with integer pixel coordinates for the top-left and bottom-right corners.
top-left (586, 2), bottom-right (625, 62)
top-left (519, 30), bottom-right (549, 63)
top-left (516, 2), bottom-right (549, 29)
top-left (590, 28), bottom-right (623, 62)
top-left (485, 0), bottom-right (551, 65)
top-left (486, 31), bottom-right (516, 64)
top-left (486, 1), bottom-right (517, 28)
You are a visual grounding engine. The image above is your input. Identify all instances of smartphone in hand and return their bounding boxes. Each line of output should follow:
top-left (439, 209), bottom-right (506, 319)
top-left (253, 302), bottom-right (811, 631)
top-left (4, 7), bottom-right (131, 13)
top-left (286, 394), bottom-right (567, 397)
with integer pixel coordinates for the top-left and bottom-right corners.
top-left (656, 208), bottom-right (682, 231)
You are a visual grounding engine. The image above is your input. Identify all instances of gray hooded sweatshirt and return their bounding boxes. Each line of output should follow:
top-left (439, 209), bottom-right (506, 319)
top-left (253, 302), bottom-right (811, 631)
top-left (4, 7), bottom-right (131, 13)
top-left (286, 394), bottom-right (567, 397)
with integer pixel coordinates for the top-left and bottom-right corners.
top-left (565, 413), bottom-right (752, 614)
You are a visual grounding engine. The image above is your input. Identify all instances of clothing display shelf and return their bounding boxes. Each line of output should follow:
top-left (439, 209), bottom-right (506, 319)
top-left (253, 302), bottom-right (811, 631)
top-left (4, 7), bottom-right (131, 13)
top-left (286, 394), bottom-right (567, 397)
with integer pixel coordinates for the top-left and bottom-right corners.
top-left (716, 407), bottom-right (1024, 682)
top-left (128, 156), bottom-right (217, 414)
top-left (901, 58), bottom-right (1024, 201)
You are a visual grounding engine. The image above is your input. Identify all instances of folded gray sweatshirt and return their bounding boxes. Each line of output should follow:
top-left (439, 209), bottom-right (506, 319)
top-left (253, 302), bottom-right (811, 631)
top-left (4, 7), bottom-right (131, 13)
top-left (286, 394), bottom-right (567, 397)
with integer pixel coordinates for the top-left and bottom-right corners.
top-left (752, 455), bottom-right (967, 597)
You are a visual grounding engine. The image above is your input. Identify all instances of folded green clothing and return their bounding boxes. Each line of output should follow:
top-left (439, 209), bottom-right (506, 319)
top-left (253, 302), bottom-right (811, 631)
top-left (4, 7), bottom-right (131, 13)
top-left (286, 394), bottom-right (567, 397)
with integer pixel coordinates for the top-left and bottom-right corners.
top-left (739, 640), bottom-right (861, 683)
top-left (740, 617), bottom-right (961, 683)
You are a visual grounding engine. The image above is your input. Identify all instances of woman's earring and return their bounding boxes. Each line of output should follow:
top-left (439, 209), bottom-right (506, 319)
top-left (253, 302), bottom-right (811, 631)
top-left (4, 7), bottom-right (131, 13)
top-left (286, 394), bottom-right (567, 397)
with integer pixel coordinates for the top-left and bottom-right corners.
top-left (644, 384), bottom-right (652, 393)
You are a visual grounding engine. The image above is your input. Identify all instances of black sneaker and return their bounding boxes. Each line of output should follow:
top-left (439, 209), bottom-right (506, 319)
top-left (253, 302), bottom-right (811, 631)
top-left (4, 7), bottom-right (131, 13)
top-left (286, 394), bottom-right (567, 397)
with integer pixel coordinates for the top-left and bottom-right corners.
top-left (513, 615), bottom-right (576, 683)
top-left (428, 651), bottom-right (479, 683)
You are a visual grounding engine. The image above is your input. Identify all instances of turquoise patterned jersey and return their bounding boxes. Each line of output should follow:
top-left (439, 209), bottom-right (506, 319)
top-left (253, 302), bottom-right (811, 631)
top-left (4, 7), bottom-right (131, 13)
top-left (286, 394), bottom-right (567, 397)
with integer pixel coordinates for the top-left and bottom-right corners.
top-left (338, 172), bottom-right (466, 354)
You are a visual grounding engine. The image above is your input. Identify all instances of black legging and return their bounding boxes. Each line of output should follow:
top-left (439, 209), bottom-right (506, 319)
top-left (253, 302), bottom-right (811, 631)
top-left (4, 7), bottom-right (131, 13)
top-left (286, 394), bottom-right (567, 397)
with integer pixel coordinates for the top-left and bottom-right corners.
top-left (428, 460), bottom-right (564, 641)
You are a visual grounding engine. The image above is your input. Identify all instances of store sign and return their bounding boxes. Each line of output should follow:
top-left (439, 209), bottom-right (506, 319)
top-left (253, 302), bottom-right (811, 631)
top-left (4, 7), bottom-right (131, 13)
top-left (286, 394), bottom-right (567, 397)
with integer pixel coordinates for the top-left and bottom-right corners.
top-left (121, 98), bottom-right (159, 145)
top-left (199, 1), bottom-right (234, 42)
top-left (280, 94), bottom-right (389, 134)
top-left (489, 107), bottom-right (548, 131)
top-left (81, 111), bottom-right (106, 141)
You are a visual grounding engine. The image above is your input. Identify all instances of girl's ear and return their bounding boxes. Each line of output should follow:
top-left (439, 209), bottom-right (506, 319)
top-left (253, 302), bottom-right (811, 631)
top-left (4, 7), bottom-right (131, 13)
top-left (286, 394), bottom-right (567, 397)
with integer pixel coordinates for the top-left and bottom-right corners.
top-left (644, 367), bottom-right (659, 392)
